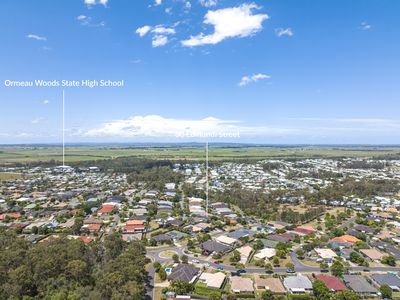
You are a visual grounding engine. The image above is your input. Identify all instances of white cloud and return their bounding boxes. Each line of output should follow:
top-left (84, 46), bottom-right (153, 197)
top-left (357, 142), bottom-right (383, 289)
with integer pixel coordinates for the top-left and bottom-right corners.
top-left (76, 15), bottom-right (105, 27)
top-left (26, 34), bottom-right (47, 41)
top-left (239, 73), bottom-right (270, 86)
top-left (136, 24), bottom-right (176, 47)
top-left (360, 21), bottom-right (371, 30)
top-left (154, 0), bottom-right (162, 6)
top-left (185, 1), bottom-right (192, 10)
top-left (43, 100), bottom-right (50, 105)
top-left (84, 115), bottom-right (296, 138)
top-left (165, 7), bottom-right (172, 14)
top-left (181, 3), bottom-right (268, 47)
top-left (275, 27), bottom-right (293, 37)
top-left (31, 117), bottom-right (44, 124)
top-left (84, 0), bottom-right (108, 6)
top-left (152, 35), bottom-right (168, 47)
top-left (151, 26), bottom-right (176, 35)
top-left (199, 0), bottom-right (217, 7)
top-left (136, 25), bottom-right (152, 37)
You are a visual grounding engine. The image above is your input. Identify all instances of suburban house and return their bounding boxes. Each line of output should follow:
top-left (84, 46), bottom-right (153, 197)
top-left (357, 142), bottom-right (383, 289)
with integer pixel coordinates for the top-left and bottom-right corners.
top-left (313, 274), bottom-right (347, 292)
top-left (315, 248), bottom-right (337, 264)
top-left (254, 277), bottom-right (286, 294)
top-left (370, 273), bottom-right (400, 291)
top-left (254, 248), bottom-right (276, 260)
top-left (168, 264), bottom-right (200, 283)
top-left (342, 275), bottom-right (379, 296)
top-left (360, 248), bottom-right (385, 261)
top-left (230, 277), bottom-right (254, 294)
top-left (201, 240), bottom-right (230, 256)
top-left (283, 275), bottom-right (313, 294)
top-left (197, 272), bottom-right (226, 289)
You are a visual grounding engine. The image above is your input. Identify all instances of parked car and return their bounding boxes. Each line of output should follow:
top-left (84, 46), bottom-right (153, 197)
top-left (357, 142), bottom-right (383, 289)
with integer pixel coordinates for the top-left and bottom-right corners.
top-left (217, 266), bottom-right (224, 270)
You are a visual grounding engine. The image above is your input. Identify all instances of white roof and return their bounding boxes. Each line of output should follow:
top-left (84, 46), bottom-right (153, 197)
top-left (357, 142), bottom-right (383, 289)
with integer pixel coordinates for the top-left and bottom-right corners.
top-left (255, 248), bottom-right (276, 259)
top-left (198, 272), bottom-right (226, 289)
top-left (216, 235), bottom-right (237, 245)
top-left (315, 248), bottom-right (337, 259)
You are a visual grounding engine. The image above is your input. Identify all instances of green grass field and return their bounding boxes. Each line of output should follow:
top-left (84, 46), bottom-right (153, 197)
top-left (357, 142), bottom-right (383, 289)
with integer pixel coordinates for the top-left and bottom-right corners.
top-left (0, 145), bottom-right (399, 165)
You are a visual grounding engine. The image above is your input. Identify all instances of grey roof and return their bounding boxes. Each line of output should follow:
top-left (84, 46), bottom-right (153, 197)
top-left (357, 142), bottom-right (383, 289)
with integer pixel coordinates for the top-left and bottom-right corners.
top-left (284, 275), bottom-right (312, 290)
top-left (201, 240), bottom-right (230, 254)
top-left (343, 275), bottom-right (379, 293)
top-left (227, 229), bottom-right (254, 239)
top-left (152, 234), bottom-right (172, 242)
top-left (166, 230), bottom-right (189, 240)
top-left (371, 274), bottom-right (400, 288)
top-left (168, 264), bottom-right (200, 282)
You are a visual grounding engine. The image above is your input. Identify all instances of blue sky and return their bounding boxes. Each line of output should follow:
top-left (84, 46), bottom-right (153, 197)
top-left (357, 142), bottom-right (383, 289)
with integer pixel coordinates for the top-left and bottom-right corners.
top-left (1, 0), bottom-right (400, 144)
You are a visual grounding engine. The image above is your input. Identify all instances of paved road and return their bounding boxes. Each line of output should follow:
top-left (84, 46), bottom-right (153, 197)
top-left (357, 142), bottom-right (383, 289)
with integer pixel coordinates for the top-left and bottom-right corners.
top-left (145, 265), bottom-right (155, 300)
top-left (147, 244), bottom-right (400, 275)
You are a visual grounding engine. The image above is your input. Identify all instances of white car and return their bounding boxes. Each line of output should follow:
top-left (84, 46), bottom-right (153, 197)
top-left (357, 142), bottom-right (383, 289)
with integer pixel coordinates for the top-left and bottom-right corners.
top-left (191, 259), bottom-right (199, 263)
top-left (203, 262), bottom-right (210, 267)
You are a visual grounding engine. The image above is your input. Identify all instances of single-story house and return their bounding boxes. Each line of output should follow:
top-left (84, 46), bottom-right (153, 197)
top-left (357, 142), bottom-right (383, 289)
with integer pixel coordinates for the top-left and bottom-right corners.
top-left (197, 272), bottom-right (226, 289)
top-left (254, 277), bottom-right (285, 294)
top-left (360, 249), bottom-right (385, 261)
top-left (283, 275), bottom-right (313, 294)
top-left (230, 276), bottom-right (254, 294)
top-left (216, 235), bottom-right (238, 246)
top-left (201, 240), bottom-right (230, 256)
top-left (168, 264), bottom-right (200, 283)
top-left (315, 248), bottom-right (337, 263)
top-left (342, 275), bottom-right (379, 296)
top-left (370, 273), bottom-right (400, 291)
top-left (254, 248), bottom-right (276, 260)
top-left (313, 274), bottom-right (347, 292)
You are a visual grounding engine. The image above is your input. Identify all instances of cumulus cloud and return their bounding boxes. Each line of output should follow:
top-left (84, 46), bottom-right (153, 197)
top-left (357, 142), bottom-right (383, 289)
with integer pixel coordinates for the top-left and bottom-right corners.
top-left (181, 3), bottom-right (268, 47)
top-left (275, 27), bottom-right (293, 37)
top-left (136, 24), bottom-right (176, 47)
top-left (136, 25), bottom-right (152, 37)
top-left (43, 100), bottom-right (50, 105)
top-left (239, 73), bottom-right (270, 86)
top-left (26, 34), bottom-right (47, 41)
top-left (152, 35), bottom-right (168, 47)
top-left (84, 115), bottom-right (295, 138)
top-left (359, 21), bottom-right (371, 30)
top-left (154, 0), bottom-right (162, 6)
top-left (84, 0), bottom-right (108, 6)
top-left (199, 0), bottom-right (217, 7)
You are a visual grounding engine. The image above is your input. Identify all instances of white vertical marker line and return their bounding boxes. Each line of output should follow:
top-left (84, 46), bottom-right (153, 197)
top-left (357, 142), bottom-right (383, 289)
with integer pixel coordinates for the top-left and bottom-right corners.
top-left (62, 90), bottom-right (65, 167)
top-left (206, 141), bottom-right (209, 217)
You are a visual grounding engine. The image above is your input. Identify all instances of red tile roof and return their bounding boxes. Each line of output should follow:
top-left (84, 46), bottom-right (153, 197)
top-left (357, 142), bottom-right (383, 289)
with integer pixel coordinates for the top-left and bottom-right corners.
top-left (88, 223), bottom-right (101, 231)
top-left (314, 274), bottom-right (347, 291)
top-left (123, 224), bottom-right (145, 232)
top-left (98, 205), bottom-right (114, 214)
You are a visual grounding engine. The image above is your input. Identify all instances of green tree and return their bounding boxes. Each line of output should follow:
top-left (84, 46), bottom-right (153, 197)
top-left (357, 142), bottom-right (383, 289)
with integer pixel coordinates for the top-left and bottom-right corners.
top-left (261, 290), bottom-right (274, 300)
top-left (332, 290), bottom-right (360, 300)
top-left (170, 280), bottom-right (194, 294)
top-left (158, 267), bottom-right (167, 281)
top-left (181, 254), bottom-right (188, 264)
top-left (380, 284), bottom-right (392, 299)
top-left (313, 280), bottom-right (330, 300)
top-left (382, 255), bottom-right (396, 266)
top-left (172, 253), bottom-right (180, 263)
top-left (153, 261), bottom-right (161, 272)
top-left (331, 259), bottom-right (344, 277)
